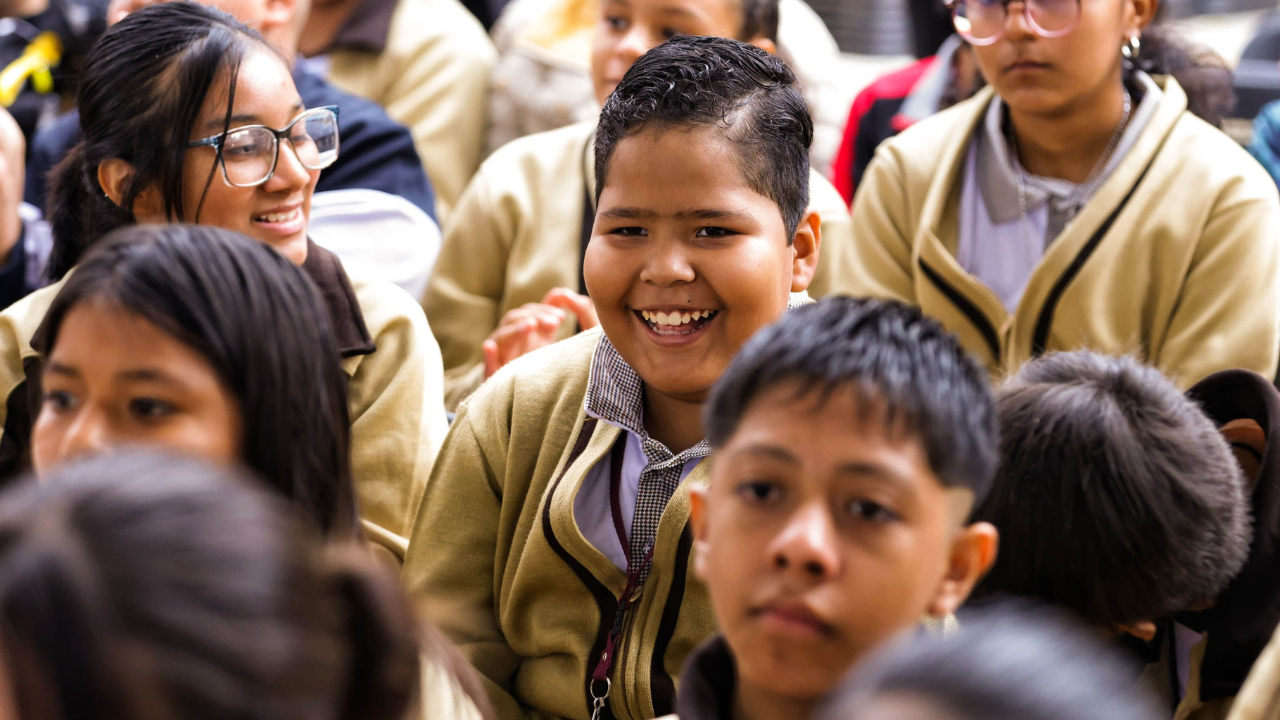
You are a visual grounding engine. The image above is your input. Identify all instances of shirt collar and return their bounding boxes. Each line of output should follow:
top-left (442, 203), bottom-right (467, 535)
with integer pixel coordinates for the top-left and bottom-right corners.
top-left (583, 293), bottom-right (810, 462)
top-left (319, 0), bottom-right (396, 55)
top-left (301, 241), bottom-right (376, 358)
top-left (976, 70), bottom-right (1162, 225)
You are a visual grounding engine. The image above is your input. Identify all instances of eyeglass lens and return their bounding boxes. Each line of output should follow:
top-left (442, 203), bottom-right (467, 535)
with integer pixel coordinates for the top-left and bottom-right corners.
top-left (952, 0), bottom-right (1079, 43)
top-left (221, 109), bottom-right (339, 187)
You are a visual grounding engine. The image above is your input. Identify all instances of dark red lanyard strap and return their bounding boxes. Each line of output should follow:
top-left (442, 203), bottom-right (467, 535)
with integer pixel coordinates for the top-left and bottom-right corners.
top-left (590, 436), bottom-right (657, 720)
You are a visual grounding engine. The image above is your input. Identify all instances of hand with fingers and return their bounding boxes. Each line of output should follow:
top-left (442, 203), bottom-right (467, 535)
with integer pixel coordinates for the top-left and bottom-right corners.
top-left (482, 288), bottom-right (598, 378)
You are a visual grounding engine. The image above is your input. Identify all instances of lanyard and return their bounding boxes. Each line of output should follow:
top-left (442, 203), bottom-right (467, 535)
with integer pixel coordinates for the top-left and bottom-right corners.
top-left (590, 437), bottom-right (656, 720)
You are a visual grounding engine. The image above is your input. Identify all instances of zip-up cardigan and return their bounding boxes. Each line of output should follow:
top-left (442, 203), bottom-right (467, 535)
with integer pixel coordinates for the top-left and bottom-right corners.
top-left (848, 77), bottom-right (1280, 389)
top-left (0, 243), bottom-right (449, 561)
top-left (401, 328), bottom-right (716, 720)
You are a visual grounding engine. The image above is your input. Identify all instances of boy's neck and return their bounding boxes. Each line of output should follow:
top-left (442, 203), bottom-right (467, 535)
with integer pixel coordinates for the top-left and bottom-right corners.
top-left (642, 389), bottom-right (705, 454)
top-left (733, 680), bottom-right (816, 720)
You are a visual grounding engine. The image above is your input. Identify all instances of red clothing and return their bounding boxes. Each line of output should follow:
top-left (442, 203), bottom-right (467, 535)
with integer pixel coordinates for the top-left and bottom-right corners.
top-left (832, 56), bottom-right (936, 205)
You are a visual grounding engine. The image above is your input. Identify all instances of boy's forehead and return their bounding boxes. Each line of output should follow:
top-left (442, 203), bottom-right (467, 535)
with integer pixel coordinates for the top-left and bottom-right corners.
top-left (599, 126), bottom-right (771, 213)
top-left (604, 0), bottom-right (741, 23)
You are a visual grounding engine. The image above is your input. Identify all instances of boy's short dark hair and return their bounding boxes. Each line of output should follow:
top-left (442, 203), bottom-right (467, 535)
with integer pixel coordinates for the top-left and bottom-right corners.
top-left (820, 604), bottom-right (1164, 720)
top-left (740, 0), bottom-right (779, 43)
top-left (705, 296), bottom-right (998, 499)
top-left (972, 352), bottom-right (1252, 626)
top-left (595, 35), bottom-right (812, 240)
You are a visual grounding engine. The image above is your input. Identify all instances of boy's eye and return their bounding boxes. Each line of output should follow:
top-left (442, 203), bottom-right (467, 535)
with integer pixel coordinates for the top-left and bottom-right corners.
top-left (661, 27), bottom-right (683, 39)
top-left (610, 226), bottom-right (647, 237)
top-left (129, 397), bottom-right (177, 421)
top-left (846, 500), bottom-right (899, 524)
top-left (694, 226), bottom-right (737, 238)
top-left (604, 15), bottom-right (628, 31)
top-left (42, 389), bottom-right (77, 412)
top-left (737, 481), bottom-right (781, 505)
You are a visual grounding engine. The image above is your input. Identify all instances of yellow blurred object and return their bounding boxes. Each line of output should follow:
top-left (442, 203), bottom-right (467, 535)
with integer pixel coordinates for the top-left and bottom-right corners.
top-left (0, 31), bottom-right (62, 107)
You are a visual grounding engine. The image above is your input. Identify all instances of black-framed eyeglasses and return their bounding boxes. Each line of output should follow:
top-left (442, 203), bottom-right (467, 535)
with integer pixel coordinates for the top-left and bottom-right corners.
top-left (946, 0), bottom-right (1081, 45)
top-left (186, 105), bottom-right (340, 188)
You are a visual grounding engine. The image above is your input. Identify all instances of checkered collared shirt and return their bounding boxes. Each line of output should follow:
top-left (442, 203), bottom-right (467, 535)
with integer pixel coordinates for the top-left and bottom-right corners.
top-left (583, 293), bottom-right (810, 580)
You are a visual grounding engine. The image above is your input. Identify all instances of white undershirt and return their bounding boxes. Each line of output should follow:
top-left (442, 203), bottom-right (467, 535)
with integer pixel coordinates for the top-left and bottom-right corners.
top-left (573, 430), bottom-right (700, 570)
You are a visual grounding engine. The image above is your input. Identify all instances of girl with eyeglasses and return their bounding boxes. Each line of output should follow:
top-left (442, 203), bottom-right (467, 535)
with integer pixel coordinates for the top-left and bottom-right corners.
top-left (847, 0), bottom-right (1280, 391)
top-left (0, 1), bottom-right (449, 564)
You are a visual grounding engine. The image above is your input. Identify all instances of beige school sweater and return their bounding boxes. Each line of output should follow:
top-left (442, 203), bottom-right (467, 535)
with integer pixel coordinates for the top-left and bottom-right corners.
top-left (848, 77), bottom-right (1280, 389)
top-left (0, 246), bottom-right (448, 562)
top-left (426, 120), bottom-right (857, 409)
top-left (401, 329), bottom-right (716, 720)
top-left (325, 0), bottom-right (497, 221)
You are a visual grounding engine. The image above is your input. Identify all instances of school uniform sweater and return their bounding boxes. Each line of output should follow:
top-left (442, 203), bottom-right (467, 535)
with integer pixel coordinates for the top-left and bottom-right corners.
top-left (401, 328), bottom-right (717, 720)
top-left (317, 0), bottom-right (497, 221)
top-left (426, 120), bottom-right (858, 409)
top-left (848, 77), bottom-right (1280, 389)
top-left (0, 243), bottom-right (448, 561)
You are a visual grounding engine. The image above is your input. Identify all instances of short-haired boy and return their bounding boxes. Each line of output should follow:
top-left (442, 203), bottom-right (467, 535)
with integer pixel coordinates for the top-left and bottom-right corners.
top-left (424, 0), bottom-right (857, 410)
top-left (974, 353), bottom-right (1280, 720)
top-left (667, 296), bottom-right (999, 720)
top-left (403, 36), bottom-right (821, 720)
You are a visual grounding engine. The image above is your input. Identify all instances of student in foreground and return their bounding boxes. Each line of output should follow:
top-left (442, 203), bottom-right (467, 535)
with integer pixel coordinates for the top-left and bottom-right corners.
top-left (848, 0), bottom-right (1280, 388)
top-left (820, 606), bottom-right (1164, 720)
top-left (425, 0), bottom-right (856, 410)
top-left (972, 352), bottom-right (1280, 720)
top-left (663, 297), bottom-right (1000, 720)
top-left (0, 450), bottom-right (491, 720)
top-left (401, 36), bottom-right (820, 720)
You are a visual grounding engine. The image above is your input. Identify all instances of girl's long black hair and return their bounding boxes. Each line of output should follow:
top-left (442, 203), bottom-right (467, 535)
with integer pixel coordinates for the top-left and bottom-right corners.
top-left (35, 224), bottom-right (358, 538)
top-left (47, 1), bottom-right (279, 280)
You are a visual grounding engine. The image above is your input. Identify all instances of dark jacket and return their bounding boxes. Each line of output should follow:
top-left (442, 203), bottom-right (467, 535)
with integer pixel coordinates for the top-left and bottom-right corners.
top-left (661, 637), bottom-right (737, 720)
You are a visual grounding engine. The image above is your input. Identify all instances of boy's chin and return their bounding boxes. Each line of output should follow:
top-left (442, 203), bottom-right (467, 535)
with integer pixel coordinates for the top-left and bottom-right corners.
top-left (733, 641), bottom-right (850, 701)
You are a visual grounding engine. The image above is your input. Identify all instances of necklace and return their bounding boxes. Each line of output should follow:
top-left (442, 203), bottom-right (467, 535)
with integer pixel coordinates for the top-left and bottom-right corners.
top-left (1011, 88), bottom-right (1132, 265)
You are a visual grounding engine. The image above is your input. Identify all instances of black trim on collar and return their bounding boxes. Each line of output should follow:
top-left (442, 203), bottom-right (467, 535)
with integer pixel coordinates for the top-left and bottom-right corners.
top-left (675, 636), bottom-right (737, 720)
top-left (323, 0), bottom-right (396, 54)
top-left (1184, 370), bottom-right (1280, 701)
top-left (302, 241), bottom-right (376, 358)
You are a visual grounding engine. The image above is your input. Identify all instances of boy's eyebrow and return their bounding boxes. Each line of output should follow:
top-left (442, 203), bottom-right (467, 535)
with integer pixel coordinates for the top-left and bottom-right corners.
top-left (837, 461), bottom-right (915, 488)
top-left (45, 361), bottom-right (80, 378)
top-left (598, 207), bottom-right (750, 221)
top-left (736, 443), bottom-right (800, 464)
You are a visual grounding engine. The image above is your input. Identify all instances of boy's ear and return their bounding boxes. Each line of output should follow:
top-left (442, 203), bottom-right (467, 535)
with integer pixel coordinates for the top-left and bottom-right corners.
top-left (747, 36), bottom-right (777, 55)
top-left (926, 522), bottom-right (999, 617)
top-left (690, 484), bottom-right (711, 581)
top-left (789, 209), bottom-right (820, 293)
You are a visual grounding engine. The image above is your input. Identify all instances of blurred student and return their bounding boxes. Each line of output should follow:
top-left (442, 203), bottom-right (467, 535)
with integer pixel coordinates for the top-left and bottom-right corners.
top-left (0, 2), bottom-right (448, 561)
top-left (427, 0), bottom-right (855, 410)
top-left (403, 37), bottom-right (821, 720)
top-left (820, 606), bottom-right (1164, 720)
top-left (298, 0), bottom-right (496, 220)
top-left (661, 297), bottom-right (999, 720)
top-left (486, 0), bottom-right (847, 172)
top-left (848, 0), bottom-right (1279, 388)
top-left (0, 449), bottom-right (490, 720)
top-left (973, 352), bottom-right (1280, 720)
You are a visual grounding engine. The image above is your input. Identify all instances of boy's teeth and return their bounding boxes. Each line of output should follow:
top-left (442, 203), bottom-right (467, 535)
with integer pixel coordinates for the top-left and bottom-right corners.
top-left (641, 310), bottom-right (714, 326)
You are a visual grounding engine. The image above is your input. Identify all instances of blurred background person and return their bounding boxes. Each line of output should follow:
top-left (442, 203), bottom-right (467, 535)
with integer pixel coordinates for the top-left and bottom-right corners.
top-left (297, 0), bottom-right (496, 221)
top-left (0, 449), bottom-right (491, 720)
top-left (819, 606), bottom-right (1165, 720)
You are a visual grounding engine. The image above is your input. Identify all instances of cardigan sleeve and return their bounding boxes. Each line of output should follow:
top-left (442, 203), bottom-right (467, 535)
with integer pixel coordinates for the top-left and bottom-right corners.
top-left (401, 383), bottom-right (552, 720)
top-left (424, 169), bottom-right (512, 411)
top-left (1155, 190), bottom-right (1280, 389)
top-left (847, 147), bottom-right (920, 303)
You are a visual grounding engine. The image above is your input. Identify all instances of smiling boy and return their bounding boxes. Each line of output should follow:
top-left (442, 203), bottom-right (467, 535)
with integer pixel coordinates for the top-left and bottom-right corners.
top-left (424, 0), bottom-right (856, 411)
top-left (668, 297), bottom-right (1000, 720)
top-left (401, 36), bottom-right (819, 720)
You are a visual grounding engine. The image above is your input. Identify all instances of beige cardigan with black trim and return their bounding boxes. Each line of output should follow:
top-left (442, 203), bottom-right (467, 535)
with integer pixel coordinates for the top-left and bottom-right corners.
top-left (0, 244), bottom-right (448, 562)
top-left (848, 77), bottom-right (1280, 389)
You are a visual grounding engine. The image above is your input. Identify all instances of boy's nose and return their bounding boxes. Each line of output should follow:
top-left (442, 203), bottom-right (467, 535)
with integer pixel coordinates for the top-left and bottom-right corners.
top-left (615, 26), bottom-right (650, 66)
top-left (1003, 0), bottom-right (1035, 41)
top-left (770, 502), bottom-right (841, 580)
top-left (638, 242), bottom-right (696, 286)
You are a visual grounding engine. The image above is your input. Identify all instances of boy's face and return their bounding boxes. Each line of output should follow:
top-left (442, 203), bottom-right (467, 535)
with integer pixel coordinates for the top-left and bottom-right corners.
top-left (584, 126), bottom-right (819, 406)
top-left (590, 0), bottom-right (775, 106)
top-left (692, 383), bottom-right (998, 701)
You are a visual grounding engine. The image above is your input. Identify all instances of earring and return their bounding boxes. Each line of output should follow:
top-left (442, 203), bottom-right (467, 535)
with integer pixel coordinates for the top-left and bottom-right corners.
top-left (1121, 34), bottom-right (1140, 59)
